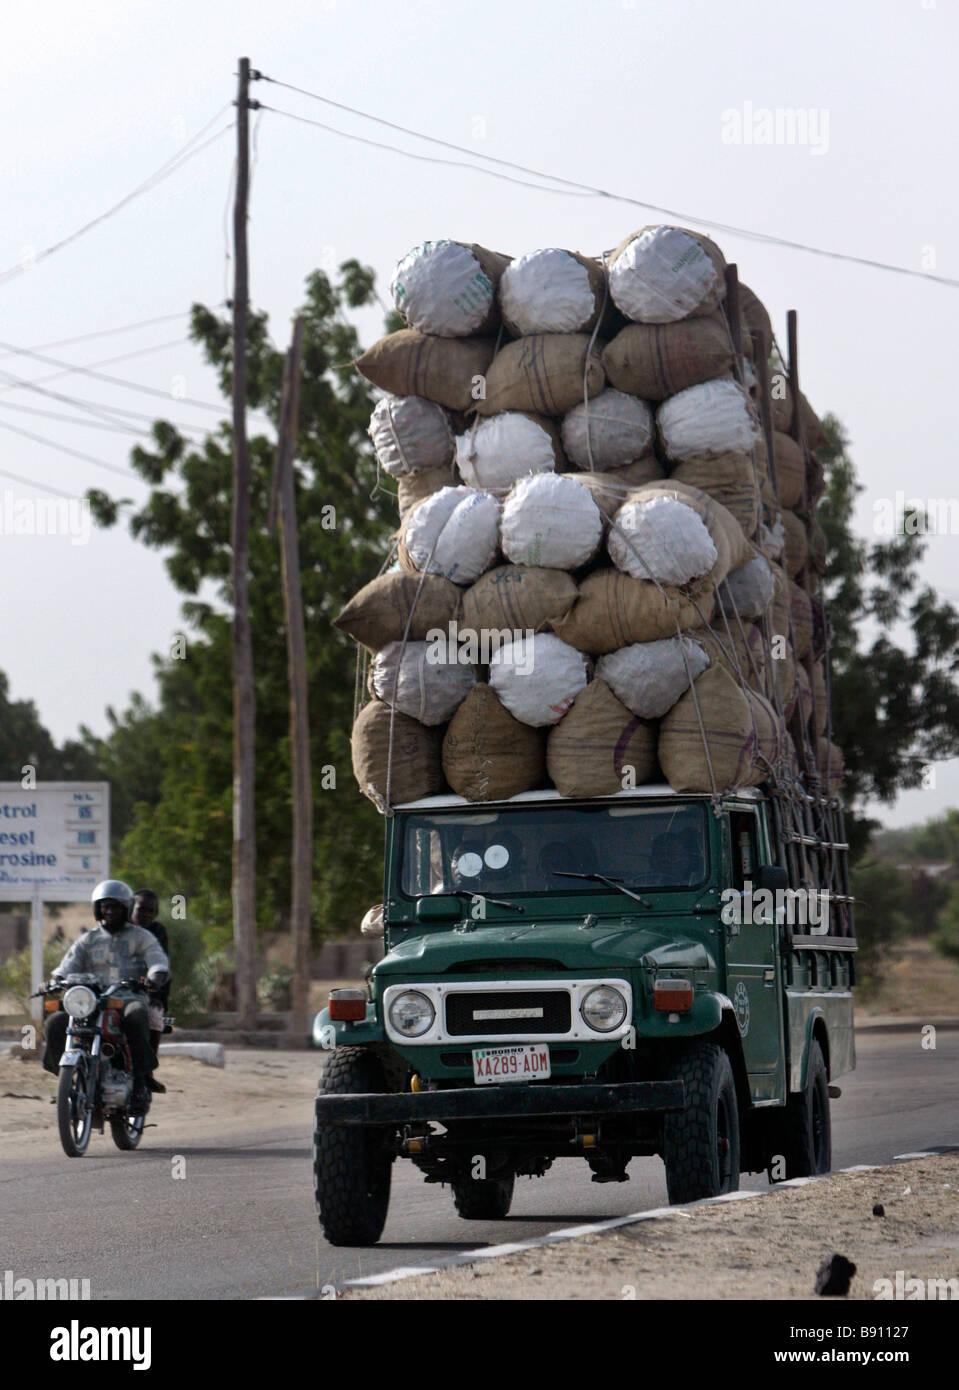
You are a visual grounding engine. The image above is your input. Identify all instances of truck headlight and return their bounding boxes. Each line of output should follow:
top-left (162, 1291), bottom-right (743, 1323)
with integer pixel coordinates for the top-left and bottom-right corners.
top-left (388, 990), bottom-right (435, 1038)
top-left (62, 985), bottom-right (97, 1019)
top-left (580, 985), bottom-right (627, 1033)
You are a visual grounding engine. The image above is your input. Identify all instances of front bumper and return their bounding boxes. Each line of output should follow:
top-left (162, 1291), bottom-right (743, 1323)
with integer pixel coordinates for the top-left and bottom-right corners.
top-left (313, 1078), bottom-right (685, 1128)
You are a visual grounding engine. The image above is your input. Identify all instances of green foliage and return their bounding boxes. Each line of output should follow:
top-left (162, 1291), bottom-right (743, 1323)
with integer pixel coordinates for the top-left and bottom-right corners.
top-left (849, 859), bottom-right (915, 994)
top-left (83, 263), bottom-right (395, 945)
top-left (0, 943), bottom-right (62, 1017)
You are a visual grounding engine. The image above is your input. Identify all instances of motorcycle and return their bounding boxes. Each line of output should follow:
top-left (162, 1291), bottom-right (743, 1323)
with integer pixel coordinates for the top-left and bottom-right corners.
top-left (35, 975), bottom-right (172, 1157)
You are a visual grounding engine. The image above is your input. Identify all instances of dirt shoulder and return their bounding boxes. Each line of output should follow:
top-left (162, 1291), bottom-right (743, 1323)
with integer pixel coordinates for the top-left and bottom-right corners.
top-left (344, 1154), bottom-right (959, 1301)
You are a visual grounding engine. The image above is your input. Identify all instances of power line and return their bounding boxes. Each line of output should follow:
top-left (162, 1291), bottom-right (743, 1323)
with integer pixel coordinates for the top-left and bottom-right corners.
top-left (0, 370), bottom-right (208, 435)
top-left (0, 112), bottom-right (233, 288)
top-left (0, 311), bottom-right (189, 359)
top-left (0, 418), bottom-right (141, 481)
top-left (0, 399), bottom-right (152, 437)
top-left (0, 336), bottom-right (194, 395)
top-left (0, 336), bottom-right (227, 412)
top-left (260, 73), bottom-right (959, 290)
top-left (0, 466), bottom-right (81, 501)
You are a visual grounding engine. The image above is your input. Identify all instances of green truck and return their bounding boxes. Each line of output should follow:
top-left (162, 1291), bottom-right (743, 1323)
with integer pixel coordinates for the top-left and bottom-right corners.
top-left (311, 783), bottom-right (855, 1246)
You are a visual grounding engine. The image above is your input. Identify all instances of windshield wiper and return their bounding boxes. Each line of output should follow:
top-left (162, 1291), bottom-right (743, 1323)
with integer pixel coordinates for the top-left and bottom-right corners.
top-left (552, 870), bottom-right (652, 909)
top-left (454, 891), bottom-right (525, 914)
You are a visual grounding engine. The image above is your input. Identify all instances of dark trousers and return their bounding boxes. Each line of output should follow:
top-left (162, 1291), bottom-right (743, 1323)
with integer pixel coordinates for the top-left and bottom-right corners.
top-left (42, 1000), bottom-right (155, 1078)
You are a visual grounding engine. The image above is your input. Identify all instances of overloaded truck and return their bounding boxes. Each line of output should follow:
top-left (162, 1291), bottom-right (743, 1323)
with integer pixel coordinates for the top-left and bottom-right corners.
top-left (312, 229), bottom-right (855, 1245)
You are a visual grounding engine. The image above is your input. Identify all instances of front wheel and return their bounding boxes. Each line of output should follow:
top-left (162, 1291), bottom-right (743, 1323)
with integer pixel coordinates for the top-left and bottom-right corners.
top-left (663, 1044), bottom-right (741, 1203)
top-left (57, 1062), bottom-right (93, 1157)
top-left (769, 1039), bottom-right (831, 1181)
top-left (313, 1048), bottom-right (393, 1246)
top-left (451, 1172), bottom-right (515, 1219)
top-left (110, 1112), bottom-right (145, 1150)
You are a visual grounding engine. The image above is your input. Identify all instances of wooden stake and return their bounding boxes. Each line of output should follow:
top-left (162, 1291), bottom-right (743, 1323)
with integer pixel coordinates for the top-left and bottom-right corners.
top-left (231, 56), bottom-right (257, 1028)
top-left (274, 317), bottom-right (312, 1041)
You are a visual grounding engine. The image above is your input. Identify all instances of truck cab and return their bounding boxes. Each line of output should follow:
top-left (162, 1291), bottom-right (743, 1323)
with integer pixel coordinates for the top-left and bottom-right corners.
top-left (312, 783), bottom-right (855, 1246)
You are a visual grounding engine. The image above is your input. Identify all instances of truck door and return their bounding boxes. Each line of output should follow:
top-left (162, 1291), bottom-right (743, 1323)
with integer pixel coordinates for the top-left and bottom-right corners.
top-left (724, 808), bottom-right (784, 1085)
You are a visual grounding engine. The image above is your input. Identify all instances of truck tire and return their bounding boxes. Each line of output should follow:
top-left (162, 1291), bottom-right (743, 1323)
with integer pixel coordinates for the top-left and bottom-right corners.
top-left (451, 1172), bottom-right (515, 1219)
top-left (313, 1048), bottom-right (393, 1246)
top-left (663, 1044), bottom-right (741, 1203)
top-left (770, 1039), bottom-right (831, 1181)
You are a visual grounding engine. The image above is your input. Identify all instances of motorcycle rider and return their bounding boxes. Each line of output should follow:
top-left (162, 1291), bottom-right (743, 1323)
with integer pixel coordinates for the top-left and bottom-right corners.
top-left (130, 889), bottom-right (170, 1061)
top-left (42, 879), bottom-right (170, 1113)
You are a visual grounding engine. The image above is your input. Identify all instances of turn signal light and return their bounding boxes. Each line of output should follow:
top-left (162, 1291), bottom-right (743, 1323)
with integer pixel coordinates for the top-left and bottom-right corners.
top-left (106, 998), bottom-right (124, 1009)
top-left (329, 988), bottom-right (367, 1022)
top-left (653, 978), bottom-right (694, 1013)
top-left (44, 999), bottom-right (60, 1013)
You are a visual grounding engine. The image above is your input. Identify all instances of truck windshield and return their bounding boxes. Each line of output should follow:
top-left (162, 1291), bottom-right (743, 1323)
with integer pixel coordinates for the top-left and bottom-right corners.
top-left (400, 803), bottom-right (708, 898)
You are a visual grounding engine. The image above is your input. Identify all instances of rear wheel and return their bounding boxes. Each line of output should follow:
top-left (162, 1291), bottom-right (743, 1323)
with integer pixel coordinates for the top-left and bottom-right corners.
top-left (451, 1172), bottom-right (515, 1219)
top-left (770, 1039), bottom-right (831, 1181)
top-left (663, 1044), bottom-right (741, 1203)
top-left (313, 1048), bottom-right (393, 1247)
top-left (110, 1112), bottom-right (145, 1150)
top-left (57, 1062), bottom-right (93, 1158)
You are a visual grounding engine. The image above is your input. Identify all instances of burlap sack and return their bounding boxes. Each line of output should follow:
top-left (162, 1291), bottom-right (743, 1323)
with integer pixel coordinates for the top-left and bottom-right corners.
top-left (456, 411), bottom-right (562, 492)
top-left (773, 430), bottom-right (805, 509)
top-left (770, 562), bottom-right (791, 648)
top-left (794, 661), bottom-right (813, 731)
top-left (770, 380), bottom-right (829, 451)
top-left (351, 699), bottom-right (445, 812)
top-left (489, 632), bottom-right (589, 727)
top-left (554, 569), bottom-right (713, 655)
top-left (818, 737), bottom-right (844, 796)
top-left (461, 565), bottom-right (578, 636)
top-left (565, 460), bottom-right (665, 520)
top-left (475, 334), bottom-right (606, 418)
top-left (597, 636), bottom-right (710, 719)
top-left (670, 451), bottom-right (760, 537)
top-left (391, 241), bottom-right (511, 337)
top-left (608, 225), bottom-right (726, 324)
top-left (781, 508), bottom-right (809, 578)
top-left (369, 395), bottom-right (455, 477)
top-left (610, 478), bottom-right (752, 587)
top-left (399, 486), bottom-right (502, 585)
top-left (560, 388), bottom-right (654, 469)
top-left (719, 553), bottom-right (775, 621)
top-left (500, 472), bottom-right (604, 570)
top-left (546, 679), bottom-right (657, 797)
top-left (657, 665), bottom-right (753, 792)
top-left (775, 647), bottom-right (798, 717)
top-left (442, 684), bottom-right (546, 802)
top-left (808, 516), bottom-right (827, 573)
top-left (811, 659), bottom-right (828, 736)
top-left (739, 284), bottom-right (773, 351)
top-left (499, 249), bottom-right (608, 336)
top-left (657, 379), bottom-right (761, 462)
top-left (334, 571), bottom-right (462, 652)
top-left (356, 331), bottom-right (497, 413)
top-left (371, 640), bottom-right (476, 725)
top-left (397, 462), bottom-right (458, 519)
top-left (602, 314), bottom-right (734, 401)
top-left (686, 622), bottom-right (766, 690)
top-left (789, 580), bottom-right (813, 660)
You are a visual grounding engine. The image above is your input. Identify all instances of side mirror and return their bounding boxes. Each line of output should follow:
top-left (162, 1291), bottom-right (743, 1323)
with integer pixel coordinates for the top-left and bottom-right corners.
top-left (756, 864), bottom-right (788, 893)
top-left (415, 896), bottom-right (462, 921)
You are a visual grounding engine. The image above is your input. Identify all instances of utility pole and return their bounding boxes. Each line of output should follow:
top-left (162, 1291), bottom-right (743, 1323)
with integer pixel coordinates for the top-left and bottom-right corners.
top-left (232, 56), bottom-right (257, 1028)
top-left (271, 317), bottom-right (312, 1041)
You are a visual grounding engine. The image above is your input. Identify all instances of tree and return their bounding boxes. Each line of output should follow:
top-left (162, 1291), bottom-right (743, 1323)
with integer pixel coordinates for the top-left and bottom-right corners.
top-left (85, 263), bottom-right (395, 954)
top-left (818, 417), bottom-right (959, 858)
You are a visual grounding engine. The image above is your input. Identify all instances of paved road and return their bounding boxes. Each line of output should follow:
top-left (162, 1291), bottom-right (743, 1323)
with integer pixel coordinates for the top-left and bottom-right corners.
top-left (4, 1031), bottom-right (957, 1299)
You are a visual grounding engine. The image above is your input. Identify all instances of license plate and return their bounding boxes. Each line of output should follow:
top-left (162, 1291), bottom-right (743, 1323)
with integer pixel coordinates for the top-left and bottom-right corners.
top-left (472, 1044), bottom-right (551, 1085)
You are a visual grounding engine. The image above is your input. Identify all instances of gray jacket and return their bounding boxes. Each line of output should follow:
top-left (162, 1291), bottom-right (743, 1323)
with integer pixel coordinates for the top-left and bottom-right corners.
top-left (54, 923), bottom-right (170, 996)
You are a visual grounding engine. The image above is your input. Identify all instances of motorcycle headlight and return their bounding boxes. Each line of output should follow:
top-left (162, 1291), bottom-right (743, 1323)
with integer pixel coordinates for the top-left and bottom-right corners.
top-left (580, 985), bottom-right (627, 1033)
top-left (62, 985), bottom-right (97, 1019)
top-left (388, 990), bottom-right (435, 1038)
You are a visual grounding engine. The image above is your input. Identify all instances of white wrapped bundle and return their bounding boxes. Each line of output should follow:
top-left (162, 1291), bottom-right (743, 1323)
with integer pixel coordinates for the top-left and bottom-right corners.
top-left (608, 495), bottom-right (718, 585)
top-left (597, 637), bottom-right (709, 719)
top-left (500, 473), bottom-right (603, 571)
top-left (390, 240), bottom-right (509, 337)
top-left (499, 248), bottom-right (604, 335)
top-left (456, 413), bottom-right (559, 491)
top-left (561, 389), bottom-right (654, 471)
top-left (657, 380), bottom-right (760, 461)
top-left (402, 486), bottom-right (501, 586)
top-left (608, 226), bottom-right (725, 324)
top-left (369, 395), bottom-right (455, 477)
top-left (718, 555), bottom-right (775, 621)
top-left (489, 633), bottom-right (589, 727)
top-left (371, 640), bottom-right (476, 725)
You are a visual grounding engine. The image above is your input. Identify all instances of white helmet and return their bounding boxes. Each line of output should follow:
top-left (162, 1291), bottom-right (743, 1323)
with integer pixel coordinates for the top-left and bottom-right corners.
top-left (92, 879), bottom-right (135, 925)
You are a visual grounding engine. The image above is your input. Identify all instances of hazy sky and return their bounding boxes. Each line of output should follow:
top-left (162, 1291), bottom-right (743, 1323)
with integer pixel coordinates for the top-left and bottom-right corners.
top-left (2, 0), bottom-right (957, 828)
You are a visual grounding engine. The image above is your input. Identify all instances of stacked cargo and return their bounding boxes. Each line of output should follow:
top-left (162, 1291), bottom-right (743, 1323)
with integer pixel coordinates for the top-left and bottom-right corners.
top-left (339, 229), bottom-right (840, 810)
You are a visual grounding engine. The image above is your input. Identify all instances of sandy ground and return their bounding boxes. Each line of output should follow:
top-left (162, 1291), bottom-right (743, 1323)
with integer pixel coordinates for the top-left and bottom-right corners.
top-left (0, 1045), bottom-right (322, 1153)
top-left (344, 1154), bottom-right (959, 1301)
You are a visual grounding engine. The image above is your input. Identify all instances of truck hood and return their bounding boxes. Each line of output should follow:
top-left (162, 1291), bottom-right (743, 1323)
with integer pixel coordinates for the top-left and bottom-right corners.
top-left (377, 919), bottom-right (716, 977)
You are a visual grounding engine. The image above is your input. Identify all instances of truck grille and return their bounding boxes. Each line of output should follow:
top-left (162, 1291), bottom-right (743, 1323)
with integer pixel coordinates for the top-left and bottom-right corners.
top-left (445, 990), bottom-right (570, 1037)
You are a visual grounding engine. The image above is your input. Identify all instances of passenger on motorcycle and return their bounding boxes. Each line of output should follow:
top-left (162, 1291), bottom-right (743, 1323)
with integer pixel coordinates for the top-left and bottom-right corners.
top-left (130, 889), bottom-right (170, 1060)
top-left (42, 879), bottom-right (170, 1113)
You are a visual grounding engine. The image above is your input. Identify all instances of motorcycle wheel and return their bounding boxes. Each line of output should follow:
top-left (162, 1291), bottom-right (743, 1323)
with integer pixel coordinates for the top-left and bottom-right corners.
top-left (57, 1061), bottom-right (93, 1157)
top-left (109, 1111), bottom-right (145, 1150)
